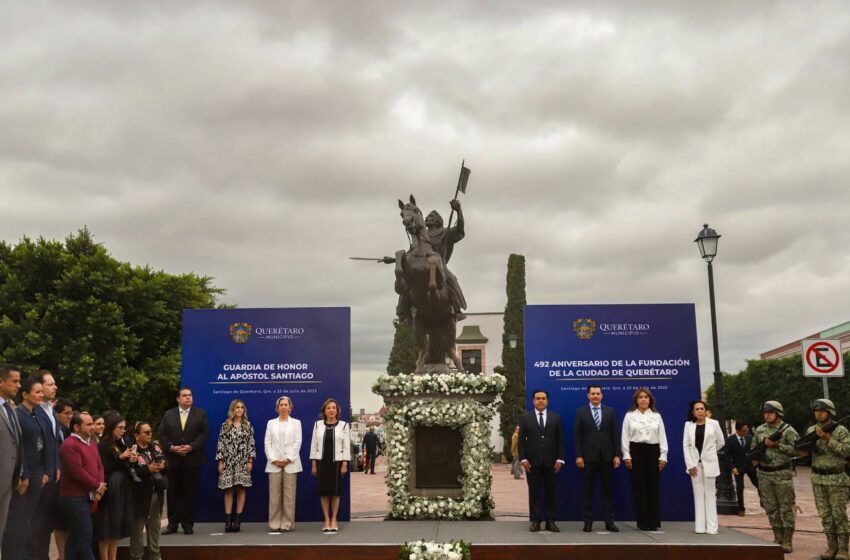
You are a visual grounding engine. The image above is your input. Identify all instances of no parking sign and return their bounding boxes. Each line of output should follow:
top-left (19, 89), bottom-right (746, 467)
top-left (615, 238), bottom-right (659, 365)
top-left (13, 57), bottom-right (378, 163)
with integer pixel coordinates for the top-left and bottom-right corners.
top-left (802, 339), bottom-right (845, 378)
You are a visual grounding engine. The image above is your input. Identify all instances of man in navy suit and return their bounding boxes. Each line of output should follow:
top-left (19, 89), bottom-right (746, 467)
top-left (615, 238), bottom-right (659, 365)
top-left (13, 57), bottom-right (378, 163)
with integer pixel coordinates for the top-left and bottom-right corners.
top-left (30, 369), bottom-right (64, 560)
top-left (574, 384), bottom-right (621, 532)
top-left (726, 421), bottom-right (758, 516)
top-left (518, 389), bottom-right (566, 532)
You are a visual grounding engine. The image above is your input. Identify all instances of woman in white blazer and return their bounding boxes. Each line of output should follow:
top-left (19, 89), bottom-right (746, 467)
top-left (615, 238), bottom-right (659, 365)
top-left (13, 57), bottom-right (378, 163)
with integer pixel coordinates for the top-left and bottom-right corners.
top-left (264, 396), bottom-right (302, 532)
top-left (682, 400), bottom-right (726, 534)
top-left (310, 398), bottom-right (351, 534)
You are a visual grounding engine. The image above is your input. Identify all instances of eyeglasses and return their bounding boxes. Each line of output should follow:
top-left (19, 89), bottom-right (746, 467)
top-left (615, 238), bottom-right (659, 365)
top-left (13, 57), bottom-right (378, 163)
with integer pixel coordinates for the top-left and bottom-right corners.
top-left (117, 426), bottom-right (127, 431)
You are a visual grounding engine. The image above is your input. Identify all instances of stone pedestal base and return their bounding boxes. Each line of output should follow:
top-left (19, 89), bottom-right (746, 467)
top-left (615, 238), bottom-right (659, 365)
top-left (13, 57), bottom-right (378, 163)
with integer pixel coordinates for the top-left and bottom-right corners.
top-left (372, 372), bottom-right (506, 520)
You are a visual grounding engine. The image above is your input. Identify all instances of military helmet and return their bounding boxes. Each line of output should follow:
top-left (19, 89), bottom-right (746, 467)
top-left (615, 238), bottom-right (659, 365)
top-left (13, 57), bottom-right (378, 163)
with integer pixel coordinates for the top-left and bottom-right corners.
top-left (761, 400), bottom-right (784, 417)
top-left (811, 399), bottom-right (836, 416)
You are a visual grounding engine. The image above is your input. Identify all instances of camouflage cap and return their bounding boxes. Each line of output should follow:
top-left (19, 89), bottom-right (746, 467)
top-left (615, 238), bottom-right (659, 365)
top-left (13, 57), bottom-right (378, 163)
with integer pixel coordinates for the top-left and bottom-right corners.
top-left (811, 399), bottom-right (836, 416)
top-left (761, 400), bottom-right (784, 417)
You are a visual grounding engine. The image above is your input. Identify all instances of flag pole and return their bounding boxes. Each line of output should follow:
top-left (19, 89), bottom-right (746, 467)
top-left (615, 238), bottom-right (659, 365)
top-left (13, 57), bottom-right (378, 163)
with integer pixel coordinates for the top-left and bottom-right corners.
top-left (446, 159), bottom-right (465, 232)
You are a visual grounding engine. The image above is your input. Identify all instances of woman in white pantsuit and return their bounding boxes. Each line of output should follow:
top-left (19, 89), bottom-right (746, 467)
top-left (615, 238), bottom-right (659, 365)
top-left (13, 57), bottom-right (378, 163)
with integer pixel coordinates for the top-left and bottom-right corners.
top-left (264, 396), bottom-right (302, 532)
top-left (683, 400), bottom-right (725, 534)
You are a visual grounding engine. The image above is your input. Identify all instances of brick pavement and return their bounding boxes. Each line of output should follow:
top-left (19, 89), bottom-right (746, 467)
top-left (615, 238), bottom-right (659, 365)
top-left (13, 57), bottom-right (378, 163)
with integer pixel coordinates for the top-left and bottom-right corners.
top-left (352, 462), bottom-right (834, 558)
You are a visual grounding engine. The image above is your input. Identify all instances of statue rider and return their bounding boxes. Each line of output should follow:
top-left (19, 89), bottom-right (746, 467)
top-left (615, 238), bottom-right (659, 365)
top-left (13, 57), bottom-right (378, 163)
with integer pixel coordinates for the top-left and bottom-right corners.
top-left (383, 199), bottom-right (467, 326)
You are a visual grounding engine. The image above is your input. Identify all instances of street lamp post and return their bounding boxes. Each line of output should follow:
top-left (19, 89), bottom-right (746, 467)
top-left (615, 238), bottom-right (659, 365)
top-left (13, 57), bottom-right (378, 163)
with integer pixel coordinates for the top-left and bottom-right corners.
top-left (694, 224), bottom-right (739, 515)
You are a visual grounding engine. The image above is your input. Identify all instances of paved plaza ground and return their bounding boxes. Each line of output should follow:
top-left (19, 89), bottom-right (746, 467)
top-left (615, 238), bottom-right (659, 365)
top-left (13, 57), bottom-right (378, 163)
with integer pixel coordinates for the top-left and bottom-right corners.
top-left (352, 458), bottom-right (832, 559)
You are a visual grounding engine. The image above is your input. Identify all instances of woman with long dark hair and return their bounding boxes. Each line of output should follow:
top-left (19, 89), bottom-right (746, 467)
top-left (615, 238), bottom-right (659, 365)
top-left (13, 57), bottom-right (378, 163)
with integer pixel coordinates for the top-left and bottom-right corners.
top-left (683, 400), bottom-right (725, 534)
top-left (94, 413), bottom-right (137, 560)
top-left (621, 387), bottom-right (667, 531)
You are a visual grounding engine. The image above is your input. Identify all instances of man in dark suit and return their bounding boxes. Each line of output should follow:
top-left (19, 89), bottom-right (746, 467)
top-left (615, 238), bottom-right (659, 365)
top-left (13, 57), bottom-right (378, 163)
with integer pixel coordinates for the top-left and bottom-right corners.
top-left (362, 427), bottom-right (379, 474)
top-left (574, 384), bottom-right (621, 532)
top-left (29, 370), bottom-right (64, 560)
top-left (158, 387), bottom-right (209, 535)
top-left (518, 389), bottom-right (566, 532)
top-left (0, 364), bottom-right (22, 552)
top-left (726, 421), bottom-right (758, 516)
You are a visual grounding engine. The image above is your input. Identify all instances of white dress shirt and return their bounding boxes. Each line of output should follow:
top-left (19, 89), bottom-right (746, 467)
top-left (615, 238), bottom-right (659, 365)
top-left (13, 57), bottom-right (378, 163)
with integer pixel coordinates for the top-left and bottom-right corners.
top-left (534, 408), bottom-right (548, 428)
top-left (40, 402), bottom-right (57, 434)
top-left (621, 408), bottom-right (669, 462)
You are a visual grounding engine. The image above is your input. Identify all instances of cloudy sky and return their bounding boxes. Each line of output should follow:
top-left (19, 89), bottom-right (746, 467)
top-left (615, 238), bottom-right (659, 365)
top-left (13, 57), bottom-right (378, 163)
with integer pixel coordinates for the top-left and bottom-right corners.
top-left (3, 2), bottom-right (850, 411)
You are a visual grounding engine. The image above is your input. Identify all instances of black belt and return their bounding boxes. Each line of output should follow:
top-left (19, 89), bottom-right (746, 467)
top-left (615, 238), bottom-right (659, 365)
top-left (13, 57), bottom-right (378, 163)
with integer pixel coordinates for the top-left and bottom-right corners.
top-left (812, 466), bottom-right (846, 475)
top-left (759, 464), bottom-right (791, 473)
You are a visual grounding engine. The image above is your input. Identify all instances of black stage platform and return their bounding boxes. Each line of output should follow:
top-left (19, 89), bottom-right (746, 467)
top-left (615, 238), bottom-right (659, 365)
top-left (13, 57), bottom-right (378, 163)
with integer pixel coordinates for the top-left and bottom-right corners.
top-left (117, 521), bottom-right (782, 560)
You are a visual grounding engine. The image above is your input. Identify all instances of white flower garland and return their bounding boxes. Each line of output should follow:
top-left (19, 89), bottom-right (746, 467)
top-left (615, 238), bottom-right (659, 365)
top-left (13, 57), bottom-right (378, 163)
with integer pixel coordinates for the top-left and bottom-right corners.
top-left (372, 372), bottom-right (506, 397)
top-left (374, 373), bottom-right (505, 520)
top-left (400, 540), bottom-right (470, 560)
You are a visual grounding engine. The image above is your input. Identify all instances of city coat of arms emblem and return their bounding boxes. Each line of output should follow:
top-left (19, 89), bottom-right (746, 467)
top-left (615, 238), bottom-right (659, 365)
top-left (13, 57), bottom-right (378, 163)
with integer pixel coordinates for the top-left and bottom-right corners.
top-left (572, 318), bottom-right (596, 340)
top-left (229, 322), bottom-right (252, 344)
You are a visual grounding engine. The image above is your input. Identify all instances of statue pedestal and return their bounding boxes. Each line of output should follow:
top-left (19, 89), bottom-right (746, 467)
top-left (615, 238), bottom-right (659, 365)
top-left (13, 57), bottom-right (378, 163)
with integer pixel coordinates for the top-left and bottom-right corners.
top-left (372, 373), bottom-right (506, 520)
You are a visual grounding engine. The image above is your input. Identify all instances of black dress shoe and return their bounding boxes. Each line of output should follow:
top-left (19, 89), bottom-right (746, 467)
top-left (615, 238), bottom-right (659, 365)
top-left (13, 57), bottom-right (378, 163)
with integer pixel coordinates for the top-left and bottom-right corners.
top-left (545, 522), bottom-right (560, 533)
top-left (183, 526), bottom-right (194, 535)
top-left (583, 522), bottom-right (592, 532)
top-left (529, 522), bottom-right (541, 532)
top-left (162, 525), bottom-right (178, 535)
top-left (605, 522), bottom-right (619, 532)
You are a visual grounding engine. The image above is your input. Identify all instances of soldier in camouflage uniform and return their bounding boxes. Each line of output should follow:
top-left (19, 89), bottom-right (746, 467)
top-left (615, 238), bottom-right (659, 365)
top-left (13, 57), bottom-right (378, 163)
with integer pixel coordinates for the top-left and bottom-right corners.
top-left (750, 401), bottom-right (799, 553)
top-left (800, 399), bottom-right (850, 560)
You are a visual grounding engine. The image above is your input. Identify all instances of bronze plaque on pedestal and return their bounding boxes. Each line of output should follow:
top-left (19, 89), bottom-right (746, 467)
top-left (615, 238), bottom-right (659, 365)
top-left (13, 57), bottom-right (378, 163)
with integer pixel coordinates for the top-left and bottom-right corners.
top-left (413, 426), bottom-right (463, 493)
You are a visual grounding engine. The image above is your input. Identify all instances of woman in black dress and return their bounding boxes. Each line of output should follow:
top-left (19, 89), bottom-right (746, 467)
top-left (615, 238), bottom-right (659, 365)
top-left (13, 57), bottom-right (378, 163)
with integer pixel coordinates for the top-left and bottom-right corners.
top-left (309, 398), bottom-right (350, 534)
top-left (94, 414), bottom-right (137, 560)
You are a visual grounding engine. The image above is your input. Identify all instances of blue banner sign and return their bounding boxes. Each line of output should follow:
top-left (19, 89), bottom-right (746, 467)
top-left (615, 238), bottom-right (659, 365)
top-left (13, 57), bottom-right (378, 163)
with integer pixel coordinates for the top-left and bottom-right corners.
top-left (181, 307), bottom-right (350, 523)
top-left (524, 304), bottom-right (701, 521)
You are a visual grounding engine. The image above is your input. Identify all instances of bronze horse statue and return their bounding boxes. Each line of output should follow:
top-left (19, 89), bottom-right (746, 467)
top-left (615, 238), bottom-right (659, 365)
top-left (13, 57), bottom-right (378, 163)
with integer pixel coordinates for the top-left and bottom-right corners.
top-left (395, 196), bottom-right (464, 374)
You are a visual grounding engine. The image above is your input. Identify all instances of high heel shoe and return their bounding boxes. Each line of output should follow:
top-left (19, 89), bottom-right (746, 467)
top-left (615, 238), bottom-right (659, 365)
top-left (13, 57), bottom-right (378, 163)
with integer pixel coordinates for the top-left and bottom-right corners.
top-left (233, 513), bottom-right (242, 533)
top-left (224, 513), bottom-right (233, 533)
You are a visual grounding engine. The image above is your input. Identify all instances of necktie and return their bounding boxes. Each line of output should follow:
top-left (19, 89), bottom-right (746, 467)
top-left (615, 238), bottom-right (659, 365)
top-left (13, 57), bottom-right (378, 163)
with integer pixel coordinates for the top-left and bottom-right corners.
top-left (180, 409), bottom-right (187, 429)
top-left (740, 437), bottom-right (745, 448)
top-left (3, 402), bottom-right (20, 444)
top-left (538, 412), bottom-right (545, 431)
top-left (593, 407), bottom-right (601, 430)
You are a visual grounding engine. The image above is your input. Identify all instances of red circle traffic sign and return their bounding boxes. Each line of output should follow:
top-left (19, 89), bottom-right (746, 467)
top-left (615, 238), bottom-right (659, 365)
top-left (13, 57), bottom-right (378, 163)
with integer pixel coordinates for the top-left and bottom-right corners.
top-left (806, 342), bottom-right (840, 374)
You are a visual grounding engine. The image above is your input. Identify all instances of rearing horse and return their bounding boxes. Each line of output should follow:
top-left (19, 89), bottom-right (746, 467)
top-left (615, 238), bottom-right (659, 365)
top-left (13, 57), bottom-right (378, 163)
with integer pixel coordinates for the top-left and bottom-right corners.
top-left (395, 195), bottom-right (464, 374)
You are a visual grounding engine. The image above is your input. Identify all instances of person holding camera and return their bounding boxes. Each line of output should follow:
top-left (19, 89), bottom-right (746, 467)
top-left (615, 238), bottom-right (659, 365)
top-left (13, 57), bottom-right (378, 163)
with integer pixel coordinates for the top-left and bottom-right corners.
top-left (94, 414), bottom-right (137, 560)
top-left (128, 422), bottom-right (167, 560)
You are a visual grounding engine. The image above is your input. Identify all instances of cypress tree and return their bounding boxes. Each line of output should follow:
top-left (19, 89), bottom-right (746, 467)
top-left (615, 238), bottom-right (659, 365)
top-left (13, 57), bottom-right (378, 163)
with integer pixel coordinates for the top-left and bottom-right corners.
top-left (498, 253), bottom-right (527, 458)
top-left (386, 319), bottom-right (418, 375)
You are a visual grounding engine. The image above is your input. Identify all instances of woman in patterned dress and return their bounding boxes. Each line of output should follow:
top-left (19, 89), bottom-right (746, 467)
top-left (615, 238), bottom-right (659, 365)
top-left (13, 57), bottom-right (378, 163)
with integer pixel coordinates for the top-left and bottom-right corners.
top-left (215, 399), bottom-right (256, 533)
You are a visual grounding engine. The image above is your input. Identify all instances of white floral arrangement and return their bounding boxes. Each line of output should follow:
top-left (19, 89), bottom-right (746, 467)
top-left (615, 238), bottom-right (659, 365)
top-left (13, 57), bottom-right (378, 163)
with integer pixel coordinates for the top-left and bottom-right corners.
top-left (381, 395), bottom-right (499, 520)
top-left (372, 372), bottom-right (506, 397)
top-left (400, 540), bottom-right (471, 560)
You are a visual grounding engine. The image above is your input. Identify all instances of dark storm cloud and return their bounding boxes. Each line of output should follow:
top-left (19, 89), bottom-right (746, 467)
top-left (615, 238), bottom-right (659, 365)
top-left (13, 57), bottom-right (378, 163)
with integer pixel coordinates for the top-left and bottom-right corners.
top-left (2, 1), bottom-right (850, 409)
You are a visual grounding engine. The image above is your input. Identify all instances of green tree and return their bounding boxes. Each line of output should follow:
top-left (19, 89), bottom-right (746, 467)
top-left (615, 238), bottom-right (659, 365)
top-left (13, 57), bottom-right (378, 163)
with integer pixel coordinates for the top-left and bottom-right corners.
top-left (386, 319), bottom-right (418, 374)
top-left (0, 228), bottom-right (222, 423)
top-left (706, 353), bottom-right (850, 434)
top-left (498, 253), bottom-right (526, 459)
